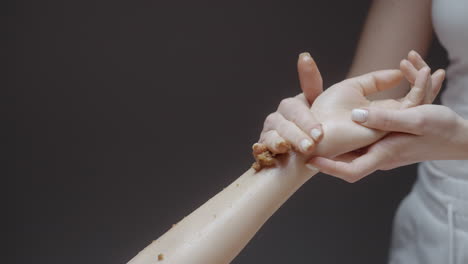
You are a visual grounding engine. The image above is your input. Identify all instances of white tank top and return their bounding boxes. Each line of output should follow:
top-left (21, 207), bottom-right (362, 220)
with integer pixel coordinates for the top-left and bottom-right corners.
top-left (419, 0), bottom-right (468, 181)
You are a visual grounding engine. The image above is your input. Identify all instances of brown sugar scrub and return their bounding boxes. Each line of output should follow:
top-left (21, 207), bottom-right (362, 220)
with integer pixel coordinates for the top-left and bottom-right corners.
top-left (251, 143), bottom-right (289, 171)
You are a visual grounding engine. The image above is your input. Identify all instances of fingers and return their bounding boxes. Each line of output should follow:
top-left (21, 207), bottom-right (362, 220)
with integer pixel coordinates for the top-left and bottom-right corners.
top-left (408, 50), bottom-right (428, 70)
top-left (256, 52), bottom-right (325, 157)
top-left (259, 130), bottom-right (291, 154)
top-left (277, 97), bottom-right (323, 141)
top-left (262, 112), bottom-right (316, 154)
top-left (402, 50), bottom-right (446, 104)
top-left (349, 70), bottom-right (404, 97)
top-left (400, 59), bottom-right (445, 103)
top-left (400, 67), bottom-right (431, 109)
top-left (351, 107), bottom-right (424, 135)
top-left (425, 69), bottom-right (445, 103)
top-left (298, 52), bottom-right (323, 104)
top-left (400, 59), bottom-right (418, 84)
top-left (252, 142), bottom-right (266, 155)
top-left (307, 149), bottom-right (388, 182)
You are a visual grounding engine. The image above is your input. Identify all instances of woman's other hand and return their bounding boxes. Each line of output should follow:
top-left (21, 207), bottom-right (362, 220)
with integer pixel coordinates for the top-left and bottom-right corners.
top-left (257, 52), bottom-right (324, 155)
top-left (308, 104), bottom-right (468, 182)
top-left (307, 51), bottom-right (461, 182)
top-left (304, 50), bottom-right (445, 158)
top-left (257, 51), bottom-right (444, 163)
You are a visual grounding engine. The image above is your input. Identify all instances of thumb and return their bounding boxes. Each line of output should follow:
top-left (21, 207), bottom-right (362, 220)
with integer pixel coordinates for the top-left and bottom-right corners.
top-left (348, 70), bottom-right (404, 97)
top-left (298, 52), bottom-right (323, 104)
top-left (350, 107), bottom-right (423, 135)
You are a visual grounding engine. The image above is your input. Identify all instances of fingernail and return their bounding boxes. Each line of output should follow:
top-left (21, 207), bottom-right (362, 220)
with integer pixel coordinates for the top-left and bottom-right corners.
top-left (275, 140), bottom-right (290, 152)
top-left (310, 128), bottom-right (322, 141)
top-left (305, 164), bottom-right (319, 172)
top-left (252, 143), bottom-right (260, 150)
top-left (299, 52), bottom-right (312, 62)
top-left (300, 139), bottom-right (313, 152)
top-left (351, 109), bottom-right (368, 123)
top-left (252, 143), bottom-right (266, 153)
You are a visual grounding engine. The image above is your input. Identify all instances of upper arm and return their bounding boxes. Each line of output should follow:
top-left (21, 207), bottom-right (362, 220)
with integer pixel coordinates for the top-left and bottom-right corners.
top-left (349, 0), bottom-right (433, 99)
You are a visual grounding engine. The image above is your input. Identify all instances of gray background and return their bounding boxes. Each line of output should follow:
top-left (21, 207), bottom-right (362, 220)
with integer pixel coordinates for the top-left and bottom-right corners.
top-left (7, 0), bottom-right (448, 263)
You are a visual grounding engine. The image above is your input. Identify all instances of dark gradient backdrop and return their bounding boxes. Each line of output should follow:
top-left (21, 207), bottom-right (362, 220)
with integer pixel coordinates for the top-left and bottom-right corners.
top-left (7, 0), bottom-right (448, 263)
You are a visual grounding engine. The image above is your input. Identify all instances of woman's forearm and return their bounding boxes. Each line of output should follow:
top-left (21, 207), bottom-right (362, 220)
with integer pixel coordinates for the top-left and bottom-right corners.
top-left (348, 0), bottom-right (432, 100)
top-left (128, 153), bottom-right (316, 264)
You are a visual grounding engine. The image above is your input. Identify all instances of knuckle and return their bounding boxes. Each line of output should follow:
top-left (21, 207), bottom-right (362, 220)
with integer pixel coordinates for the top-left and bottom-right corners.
top-left (277, 120), bottom-right (294, 138)
top-left (287, 126), bottom-right (302, 142)
top-left (264, 113), bottom-right (279, 129)
top-left (278, 97), bottom-right (296, 112)
top-left (287, 110), bottom-right (316, 131)
top-left (342, 172), bottom-right (359, 183)
top-left (289, 107), bottom-right (305, 124)
top-left (329, 164), bottom-right (360, 183)
top-left (369, 74), bottom-right (378, 90)
top-left (379, 114), bottom-right (394, 131)
top-left (278, 97), bottom-right (300, 113)
top-left (264, 137), bottom-right (276, 149)
top-left (349, 169), bottom-right (364, 183)
top-left (344, 164), bottom-right (367, 183)
top-left (413, 113), bottom-right (426, 131)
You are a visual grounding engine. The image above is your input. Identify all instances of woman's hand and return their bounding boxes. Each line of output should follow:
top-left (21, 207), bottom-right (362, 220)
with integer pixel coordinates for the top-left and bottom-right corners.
top-left (308, 104), bottom-right (468, 182)
top-left (305, 65), bottom-right (426, 158)
top-left (307, 51), bottom-right (462, 182)
top-left (257, 52), bottom-right (324, 155)
top-left (257, 51), bottom-right (445, 171)
top-left (258, 52), bottom-right (406, 157)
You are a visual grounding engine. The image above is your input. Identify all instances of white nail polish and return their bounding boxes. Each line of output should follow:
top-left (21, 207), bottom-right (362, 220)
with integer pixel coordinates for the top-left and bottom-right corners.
top-left (310, 128), bottom-right (322, 141)
top-left (300, 52), bottom-right (312, 62)
top-left (300, 139), bottom-right (313, 152)
top-left (351, 109), bottom-right (368, 123)
top-left (306, 164), bottom-right (319, 172)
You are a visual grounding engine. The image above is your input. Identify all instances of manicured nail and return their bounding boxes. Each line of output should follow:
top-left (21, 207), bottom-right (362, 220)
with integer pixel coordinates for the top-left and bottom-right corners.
top-left (306, 164), bottom-right (319, 172)
top-left (299, 52), bottom-right (312, 62)
top-left (351, 109), bottom-right (368, 123)
top-left (310, 128), bottom-right (322, 141)
top-left (300, 139), bottom-right (313, 152)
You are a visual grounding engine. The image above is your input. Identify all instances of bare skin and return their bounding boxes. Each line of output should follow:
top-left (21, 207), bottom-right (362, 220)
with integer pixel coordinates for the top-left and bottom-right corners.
top-left (307, 49), bottom-right (468, 182)
top-left (259, 52), bottom-right (445, 161)
top-left (309, 104), bottom-right (468, 181)
top-left (127, 55), bottom-right (433, 264)
top-left (307, 50), bottom-right (468, 181)
top-left (128, 155), bottom-right (315, 264)
top-left (256, 0), bottom-right (461, 182)
top-left (349, 0), bottom-right (433, 99)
